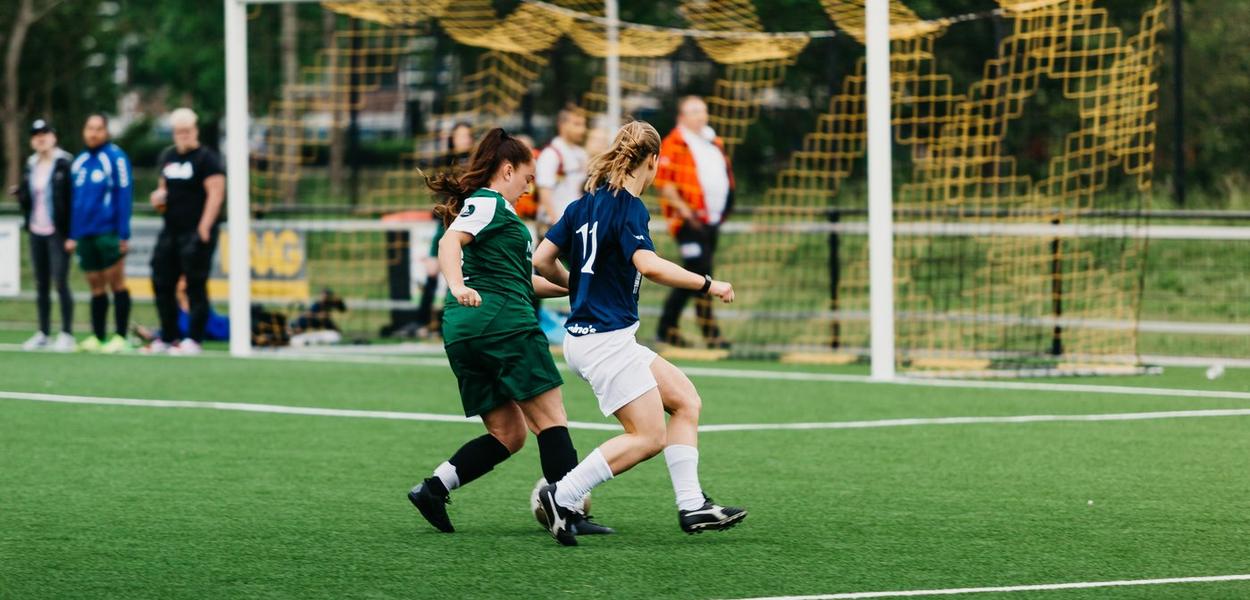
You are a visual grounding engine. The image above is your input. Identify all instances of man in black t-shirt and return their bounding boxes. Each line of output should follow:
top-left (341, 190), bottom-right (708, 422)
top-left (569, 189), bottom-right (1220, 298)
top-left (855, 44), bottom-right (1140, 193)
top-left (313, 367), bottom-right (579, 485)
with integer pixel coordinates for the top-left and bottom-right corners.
top-left (147, 107), bottom-right (226, 355)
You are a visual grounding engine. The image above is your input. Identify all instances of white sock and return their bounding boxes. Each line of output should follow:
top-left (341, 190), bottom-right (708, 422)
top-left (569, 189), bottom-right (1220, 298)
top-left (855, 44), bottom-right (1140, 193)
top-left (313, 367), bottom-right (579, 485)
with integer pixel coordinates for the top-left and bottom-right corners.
top-left (433, 461), bottom-right (460, 492)
top-left (554, 449), bottom-right (613, 511)
top-left (664, 444), bottom-right (705, 511)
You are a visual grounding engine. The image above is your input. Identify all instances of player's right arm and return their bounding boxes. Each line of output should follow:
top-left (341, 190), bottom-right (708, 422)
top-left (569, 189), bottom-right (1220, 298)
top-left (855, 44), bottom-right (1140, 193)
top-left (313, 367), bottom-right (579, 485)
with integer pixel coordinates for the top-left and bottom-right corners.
top-left (532, 239), bottom-right (570, 289)
top-left (632, 249), bottom-right (734, 303)
top-left (150, 148), bottom-right (168, 212)
top-left (438, 230), bottom-right (481, 307)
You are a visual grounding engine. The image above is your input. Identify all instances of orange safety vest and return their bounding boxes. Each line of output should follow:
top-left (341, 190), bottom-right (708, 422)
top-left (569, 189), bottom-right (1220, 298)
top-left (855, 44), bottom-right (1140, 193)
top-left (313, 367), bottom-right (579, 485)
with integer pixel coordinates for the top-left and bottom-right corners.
top-left (654, 127), bottom-right (735, 236)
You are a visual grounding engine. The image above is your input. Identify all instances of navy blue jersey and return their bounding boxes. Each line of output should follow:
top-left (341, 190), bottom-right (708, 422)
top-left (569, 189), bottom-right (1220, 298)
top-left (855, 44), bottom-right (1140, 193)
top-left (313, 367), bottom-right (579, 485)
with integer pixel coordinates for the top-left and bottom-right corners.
top-left (546, 186), bottom-right (656, 336)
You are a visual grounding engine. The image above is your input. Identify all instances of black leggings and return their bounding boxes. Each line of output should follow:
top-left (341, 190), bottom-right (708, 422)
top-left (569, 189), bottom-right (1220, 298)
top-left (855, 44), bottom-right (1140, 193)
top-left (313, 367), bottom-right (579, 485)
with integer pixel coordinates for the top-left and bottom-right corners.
top-left (151, 228), bottom-right (218, 344)
top-left (29, 232), bottom-right (73, 335)
top-left (657, 223), bottom-right (722, 341)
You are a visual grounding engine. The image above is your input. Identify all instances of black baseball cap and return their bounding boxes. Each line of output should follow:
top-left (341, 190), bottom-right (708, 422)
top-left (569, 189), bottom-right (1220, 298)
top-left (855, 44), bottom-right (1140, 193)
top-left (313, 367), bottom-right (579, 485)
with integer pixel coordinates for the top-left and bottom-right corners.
top-left (30, 119), bottom-right (54, 136)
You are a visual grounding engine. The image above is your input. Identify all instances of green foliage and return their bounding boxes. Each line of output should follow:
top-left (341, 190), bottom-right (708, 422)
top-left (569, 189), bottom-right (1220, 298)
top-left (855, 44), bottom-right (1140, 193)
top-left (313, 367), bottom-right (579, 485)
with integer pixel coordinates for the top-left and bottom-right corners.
top-left (0, 0), bottom-right (121, 160)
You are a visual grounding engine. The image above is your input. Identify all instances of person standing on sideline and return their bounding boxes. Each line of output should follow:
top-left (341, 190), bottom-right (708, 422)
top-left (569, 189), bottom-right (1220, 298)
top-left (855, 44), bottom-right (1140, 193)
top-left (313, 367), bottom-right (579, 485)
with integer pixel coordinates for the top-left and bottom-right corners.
top-left (12, 119), bottom-right (75, 351)
top-left (534, 104), bottom-right (589, 236)
top-left (654, 96), bottom-right (734, 349)
top-left (147, 108), bottom-right (226, 355)
top-left (68, 113), bottom-right (133, 354)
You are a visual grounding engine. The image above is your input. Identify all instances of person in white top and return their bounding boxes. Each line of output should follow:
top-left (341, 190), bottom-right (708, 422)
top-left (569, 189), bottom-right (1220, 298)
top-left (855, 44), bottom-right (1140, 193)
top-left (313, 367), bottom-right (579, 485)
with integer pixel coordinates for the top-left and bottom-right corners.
top-left (11, 120), bottom-right (76, 351)
top-left (534, 104), bottom-right (589, 232)
top-left (655, 96), bottom-right (734, 349)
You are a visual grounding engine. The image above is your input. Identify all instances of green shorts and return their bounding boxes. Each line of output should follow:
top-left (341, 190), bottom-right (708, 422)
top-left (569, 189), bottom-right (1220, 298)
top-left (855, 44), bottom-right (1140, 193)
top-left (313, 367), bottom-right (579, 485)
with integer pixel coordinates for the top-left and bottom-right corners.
top-left (76, 234), bottom-right (122, 272)
top-left (445, 328), bottom-right (563, 417)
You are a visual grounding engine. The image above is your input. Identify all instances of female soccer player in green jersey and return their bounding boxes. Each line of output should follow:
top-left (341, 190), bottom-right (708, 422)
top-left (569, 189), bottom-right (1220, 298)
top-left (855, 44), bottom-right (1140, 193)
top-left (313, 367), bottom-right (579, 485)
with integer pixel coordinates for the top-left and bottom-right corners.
top-left (407, 128), bottom-right (611, 536)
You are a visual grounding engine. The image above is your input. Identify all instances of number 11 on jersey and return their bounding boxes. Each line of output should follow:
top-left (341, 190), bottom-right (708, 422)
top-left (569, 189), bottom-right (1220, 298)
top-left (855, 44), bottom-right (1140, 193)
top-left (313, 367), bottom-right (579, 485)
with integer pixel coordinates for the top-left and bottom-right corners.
top-left (576, 221), bottom-right (599, 274)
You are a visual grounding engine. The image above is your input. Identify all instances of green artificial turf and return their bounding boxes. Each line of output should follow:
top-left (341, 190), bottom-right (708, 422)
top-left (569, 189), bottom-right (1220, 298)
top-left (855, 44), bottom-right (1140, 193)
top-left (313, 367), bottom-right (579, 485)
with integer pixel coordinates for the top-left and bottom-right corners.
top-left (1, 349), bottom-right (1249, 599)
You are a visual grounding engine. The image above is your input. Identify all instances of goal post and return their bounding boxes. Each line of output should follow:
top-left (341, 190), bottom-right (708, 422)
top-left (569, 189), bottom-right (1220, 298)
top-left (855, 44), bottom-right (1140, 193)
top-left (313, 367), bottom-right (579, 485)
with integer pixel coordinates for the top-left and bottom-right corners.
top-left (865, 0), bottom-right (895, 380)
top-left (225, 0), bottom-right (251, 357)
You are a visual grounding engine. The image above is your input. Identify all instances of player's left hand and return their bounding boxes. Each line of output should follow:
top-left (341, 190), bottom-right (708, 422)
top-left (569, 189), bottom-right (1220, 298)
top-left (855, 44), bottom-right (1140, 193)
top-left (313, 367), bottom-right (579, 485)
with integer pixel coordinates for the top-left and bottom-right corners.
top-left (119, 240), bottom-right (129, 254)
top-left (708, 280), bottom-right (735, 303)
top-left (198, 224), bottom-right (212, 243)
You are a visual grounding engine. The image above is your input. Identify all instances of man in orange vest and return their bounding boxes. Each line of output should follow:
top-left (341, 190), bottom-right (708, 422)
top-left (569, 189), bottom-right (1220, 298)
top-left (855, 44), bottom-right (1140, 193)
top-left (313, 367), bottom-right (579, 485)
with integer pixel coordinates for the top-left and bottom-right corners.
top-left (654, 96), bottom-right (733, 349)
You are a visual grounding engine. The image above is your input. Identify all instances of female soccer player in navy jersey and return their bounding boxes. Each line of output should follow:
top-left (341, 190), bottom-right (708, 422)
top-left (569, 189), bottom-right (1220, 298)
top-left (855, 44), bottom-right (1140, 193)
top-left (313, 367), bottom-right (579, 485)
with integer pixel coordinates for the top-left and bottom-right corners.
top-left (532, 121), bottom-right (746, 546)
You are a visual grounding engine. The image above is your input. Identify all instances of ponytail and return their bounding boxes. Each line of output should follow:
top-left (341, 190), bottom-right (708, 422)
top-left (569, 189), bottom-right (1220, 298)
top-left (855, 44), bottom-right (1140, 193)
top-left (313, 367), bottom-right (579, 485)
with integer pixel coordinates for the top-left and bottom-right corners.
top-left (584, 121), bottom-right (662, 194)
top-left (427, 127), bottom-right (534, 225)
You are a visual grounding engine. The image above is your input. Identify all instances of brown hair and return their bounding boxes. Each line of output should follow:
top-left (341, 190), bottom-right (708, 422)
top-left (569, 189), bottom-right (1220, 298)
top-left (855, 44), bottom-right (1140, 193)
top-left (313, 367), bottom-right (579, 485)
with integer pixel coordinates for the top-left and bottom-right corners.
top-left (427, 127), bottom-right (534, 225)
top-left (558, 103), bottom-right (586, 126)
top-left (583, 121), bottom-right (661, 193)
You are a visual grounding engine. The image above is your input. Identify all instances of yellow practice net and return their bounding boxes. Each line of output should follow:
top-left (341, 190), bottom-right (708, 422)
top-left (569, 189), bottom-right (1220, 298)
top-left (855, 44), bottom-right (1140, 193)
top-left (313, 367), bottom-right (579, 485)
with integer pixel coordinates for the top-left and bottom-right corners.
top-left (241, 0), bottom-right (1166, 373)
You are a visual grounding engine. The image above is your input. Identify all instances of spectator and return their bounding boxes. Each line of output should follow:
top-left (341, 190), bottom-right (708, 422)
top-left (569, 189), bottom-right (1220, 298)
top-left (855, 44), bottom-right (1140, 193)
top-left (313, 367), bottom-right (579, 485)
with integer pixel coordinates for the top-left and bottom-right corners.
top-left (654, 96), bottom-right (734, 349)
top-left (136, 276), bottom-right (229, 346)
top-left (148, 107), bottom-right (226, 356)
top-left (410, 123), bottom-right (477, 338)
top-left (12, 119), bottom-right (75, 352)
top-left (534, 104), bottom-right (589, 234)
top-left (68, 113), bottom-right (133, 354)
top-left (445, 122), bottom-right (474, 168)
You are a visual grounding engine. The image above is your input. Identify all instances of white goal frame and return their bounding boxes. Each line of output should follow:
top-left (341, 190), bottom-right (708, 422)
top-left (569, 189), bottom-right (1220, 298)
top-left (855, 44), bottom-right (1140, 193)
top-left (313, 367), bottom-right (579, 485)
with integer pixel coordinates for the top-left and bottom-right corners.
top-left (222, 0), bottom-right (897, 380)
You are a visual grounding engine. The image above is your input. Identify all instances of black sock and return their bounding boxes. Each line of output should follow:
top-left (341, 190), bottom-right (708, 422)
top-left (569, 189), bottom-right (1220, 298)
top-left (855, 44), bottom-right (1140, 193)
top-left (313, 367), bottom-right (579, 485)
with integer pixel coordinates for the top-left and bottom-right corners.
top-left (114, 290), bottom-right (131, 336)
top-left (90, 294), bottom-right (109, 340)
top-left (536, 426), bottom-right (579, 484)
top-left (447, 434), bottom-right (512, 489)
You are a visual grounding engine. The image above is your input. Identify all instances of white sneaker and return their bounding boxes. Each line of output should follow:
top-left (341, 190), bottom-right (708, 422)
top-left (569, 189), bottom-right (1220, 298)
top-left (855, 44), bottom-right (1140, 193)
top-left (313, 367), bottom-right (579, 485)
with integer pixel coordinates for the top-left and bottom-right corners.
top-left (22, 332), bottom-right (49, 351)
top-left (52, 332), bottom-right (76, 352)
top-left (171, 339), bottom-right (202, 356)
top-left (142, 339), bottom-right (173, 355)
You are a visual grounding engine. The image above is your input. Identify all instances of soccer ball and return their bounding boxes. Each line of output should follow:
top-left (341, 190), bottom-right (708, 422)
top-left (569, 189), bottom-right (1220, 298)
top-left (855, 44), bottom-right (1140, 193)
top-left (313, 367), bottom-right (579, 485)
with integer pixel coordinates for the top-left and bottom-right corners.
top-left (530, 477), bottom-right (590, 527)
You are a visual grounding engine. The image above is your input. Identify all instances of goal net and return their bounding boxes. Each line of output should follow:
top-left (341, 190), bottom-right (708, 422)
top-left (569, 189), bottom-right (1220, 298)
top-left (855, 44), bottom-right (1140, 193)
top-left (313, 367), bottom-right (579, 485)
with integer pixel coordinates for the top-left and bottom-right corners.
top-left (0, 0), bottom-right (1184, 377)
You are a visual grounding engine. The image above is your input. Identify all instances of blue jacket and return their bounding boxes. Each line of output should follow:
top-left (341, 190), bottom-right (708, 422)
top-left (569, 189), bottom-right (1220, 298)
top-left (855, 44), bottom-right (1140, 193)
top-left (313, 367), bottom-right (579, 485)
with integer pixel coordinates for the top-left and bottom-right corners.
top-left (70, 143), bottom-right (133, 240)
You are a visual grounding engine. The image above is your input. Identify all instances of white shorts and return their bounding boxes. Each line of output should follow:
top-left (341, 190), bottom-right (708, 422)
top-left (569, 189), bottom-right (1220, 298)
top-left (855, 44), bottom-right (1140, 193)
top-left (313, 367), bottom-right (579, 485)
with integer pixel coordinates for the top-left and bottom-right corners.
top-left (563, 322), bottom-right (659, 416)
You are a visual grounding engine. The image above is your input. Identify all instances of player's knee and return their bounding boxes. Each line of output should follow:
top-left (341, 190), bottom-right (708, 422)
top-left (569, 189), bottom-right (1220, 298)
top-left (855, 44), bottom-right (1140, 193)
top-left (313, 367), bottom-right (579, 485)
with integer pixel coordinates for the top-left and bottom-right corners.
top-left (636, 428), bottom-right (666, 458)
top-left (491, 422), bottom-right (527, 454)
top-left (680, 392), bottom-right (702, 417)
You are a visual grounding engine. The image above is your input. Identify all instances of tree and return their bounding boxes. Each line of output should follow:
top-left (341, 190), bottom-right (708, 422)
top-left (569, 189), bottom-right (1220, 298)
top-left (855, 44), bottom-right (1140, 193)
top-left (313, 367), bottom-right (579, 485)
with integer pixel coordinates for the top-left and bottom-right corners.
top-left (3, 0), bottom-right (70, 188)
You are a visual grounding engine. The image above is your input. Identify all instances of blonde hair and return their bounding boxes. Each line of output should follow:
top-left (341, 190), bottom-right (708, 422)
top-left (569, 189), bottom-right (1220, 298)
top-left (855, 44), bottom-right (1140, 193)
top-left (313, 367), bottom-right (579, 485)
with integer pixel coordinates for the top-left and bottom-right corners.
top-left (170, 108), bottom-right (198, 129)
top-left (584, 121), bottom-right (661, 193)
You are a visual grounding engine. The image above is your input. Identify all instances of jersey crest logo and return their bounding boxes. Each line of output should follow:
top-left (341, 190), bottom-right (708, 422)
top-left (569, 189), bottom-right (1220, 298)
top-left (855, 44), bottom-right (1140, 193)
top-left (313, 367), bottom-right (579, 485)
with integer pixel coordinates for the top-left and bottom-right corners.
top-left (90, 170), bottom-right (105, 183)
top-left (459, 204), bottom-right (476, 218)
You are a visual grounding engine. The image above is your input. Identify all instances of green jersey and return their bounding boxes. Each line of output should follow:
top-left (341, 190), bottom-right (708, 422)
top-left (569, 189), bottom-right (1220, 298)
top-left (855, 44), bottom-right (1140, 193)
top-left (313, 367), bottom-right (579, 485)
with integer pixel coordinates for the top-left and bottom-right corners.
top-left (441, 188), bottom-right (538, 343)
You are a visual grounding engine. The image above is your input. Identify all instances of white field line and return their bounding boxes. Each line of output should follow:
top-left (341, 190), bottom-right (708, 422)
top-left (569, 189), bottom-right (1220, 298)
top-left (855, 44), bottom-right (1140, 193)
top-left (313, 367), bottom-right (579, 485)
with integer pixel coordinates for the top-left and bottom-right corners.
top-left (3, 391), bottom-right (1250, 433)
top-left (6, 342), bottom-right (1250, 403)
top-left (725, 573), bottom-right (1250, 600)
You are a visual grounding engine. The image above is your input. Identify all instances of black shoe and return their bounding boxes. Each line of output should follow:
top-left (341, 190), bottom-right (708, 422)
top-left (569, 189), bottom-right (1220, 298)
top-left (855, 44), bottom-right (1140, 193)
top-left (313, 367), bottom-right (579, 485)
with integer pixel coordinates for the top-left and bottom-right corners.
top-left (678, 494), bottom-right (747, 534)
top-left (658, 328), bottom-right (694, 348)
top-left (536, 483), bottom-right (578, 546)
top-left (570, 513), bottom-right (615, 535)
top-left (706, 338), bottom-right (732, 350)
top-left (408, 480), bottom-right (454, 533)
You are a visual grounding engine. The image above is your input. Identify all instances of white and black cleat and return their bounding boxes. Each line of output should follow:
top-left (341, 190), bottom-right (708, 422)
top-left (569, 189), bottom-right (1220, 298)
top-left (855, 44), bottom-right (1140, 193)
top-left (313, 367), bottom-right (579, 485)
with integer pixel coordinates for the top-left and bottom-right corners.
top-left (532, 477), bottom-right (614, 535)
top-left (678, 494), bottom-right (747, 534)
top-left (536, 483), bottom-right (579, 546)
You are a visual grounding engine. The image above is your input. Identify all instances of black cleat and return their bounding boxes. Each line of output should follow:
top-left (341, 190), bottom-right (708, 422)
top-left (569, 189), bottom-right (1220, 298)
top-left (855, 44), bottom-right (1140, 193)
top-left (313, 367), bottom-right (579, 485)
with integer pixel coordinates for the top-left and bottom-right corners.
top-left (536, 484), bottom-right (579, 546)
top-left (408, 479), bottom-right (454, 533)
top-left (678, 494), bottom-right (747, 534)
top-left (533, 477), bottom-right (612, 535)
top-left (570, 513), bottom-right (615, 535)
